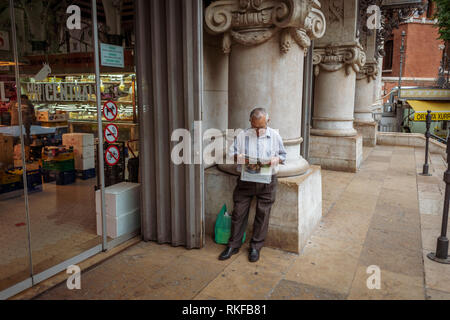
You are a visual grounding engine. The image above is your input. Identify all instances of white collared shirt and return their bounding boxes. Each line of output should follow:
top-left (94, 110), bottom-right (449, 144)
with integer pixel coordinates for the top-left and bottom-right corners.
top-left (228, 127), bottom-right (287, 172)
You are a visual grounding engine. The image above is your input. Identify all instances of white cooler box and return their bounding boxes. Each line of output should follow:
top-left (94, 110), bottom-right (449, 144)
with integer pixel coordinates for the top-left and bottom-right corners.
top-left (75, 155), bottom-right (95, 171)
top-left (95, 182), bottom-right (140, 216)
top-left (63, 133), bottom-right (96, 170)
top-left (96, 208), bottom-right (140, 238)
top-left (62, 133), bottom-right (94, 148)
top-left (73, 147), bottom-right (95, 159)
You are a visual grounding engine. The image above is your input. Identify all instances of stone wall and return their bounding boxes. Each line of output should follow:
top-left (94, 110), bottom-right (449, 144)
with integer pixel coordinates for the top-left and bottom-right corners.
top-left (203, 33), bottom-right (228, 134)
top-left (377, 132), bottom-right (446, 158)
top-left (354, 122), bottom-right (377, 147)
top-left (310, 134), bottom-right (363, 172)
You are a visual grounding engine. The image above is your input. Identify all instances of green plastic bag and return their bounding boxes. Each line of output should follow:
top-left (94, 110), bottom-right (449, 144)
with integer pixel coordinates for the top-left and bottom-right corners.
top-left (214, 204), bottom-right (246, 244)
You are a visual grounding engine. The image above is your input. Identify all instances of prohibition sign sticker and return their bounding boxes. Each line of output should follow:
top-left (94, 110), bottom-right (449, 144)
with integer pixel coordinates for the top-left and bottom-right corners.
top-left (103, 100), bottom-right (118, 121)
top-left (104, 123), bottom-right (119, 144)
top-left (105, 145), bottom-right (120, 166)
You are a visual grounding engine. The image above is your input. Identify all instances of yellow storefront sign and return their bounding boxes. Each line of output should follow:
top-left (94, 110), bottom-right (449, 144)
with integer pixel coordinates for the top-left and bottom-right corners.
top-left (408, 100), bottom-right (450, 121)
top-left (414, 112), bottom-right (450, 121)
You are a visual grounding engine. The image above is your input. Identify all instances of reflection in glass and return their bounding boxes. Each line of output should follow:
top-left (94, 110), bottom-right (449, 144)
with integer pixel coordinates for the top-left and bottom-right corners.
top-left (0, 1), bottom-right (31, 292)
top-left (15, 1), bottom-right (104, 276)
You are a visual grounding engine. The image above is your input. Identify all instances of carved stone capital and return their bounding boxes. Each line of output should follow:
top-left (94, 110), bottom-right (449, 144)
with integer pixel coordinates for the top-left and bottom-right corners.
top-left (356, 60), bottom-right (378, 82)
top-left (204, 0), bottom-right (326, 54)
top-left (312, 42), bottom-right (366, 76)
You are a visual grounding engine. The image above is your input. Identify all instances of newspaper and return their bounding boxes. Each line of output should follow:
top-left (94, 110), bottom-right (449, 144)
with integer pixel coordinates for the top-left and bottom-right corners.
top-left (240, 156), bottom-right (273, 184)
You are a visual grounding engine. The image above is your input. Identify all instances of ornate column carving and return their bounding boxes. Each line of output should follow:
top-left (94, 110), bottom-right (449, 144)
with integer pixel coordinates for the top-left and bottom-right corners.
top-left (356, 61), bottom-right (378, 83)
top-left (205, 0), bottom-right (326, 177)
top-left (312, 42), bottom-right (366, 77)
top-left (205, 0), bottom-right (326, 54)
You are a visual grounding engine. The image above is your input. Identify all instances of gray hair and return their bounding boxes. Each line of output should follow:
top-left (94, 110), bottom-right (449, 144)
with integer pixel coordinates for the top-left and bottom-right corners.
top-left (249, 107), bottom-right (269, 120)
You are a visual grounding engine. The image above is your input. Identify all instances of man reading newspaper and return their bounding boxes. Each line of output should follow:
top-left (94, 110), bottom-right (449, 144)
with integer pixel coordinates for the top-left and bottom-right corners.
top-left (218, 107), bottom-right (287, 262)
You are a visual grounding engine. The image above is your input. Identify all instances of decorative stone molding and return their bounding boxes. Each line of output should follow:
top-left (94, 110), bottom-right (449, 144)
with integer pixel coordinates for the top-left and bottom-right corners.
top-left (204, 0), bottom-right (326, 54)
top-left (313, 42), bottom-right (366, 76)
top-left (356, 61), bottom-right (378, 83)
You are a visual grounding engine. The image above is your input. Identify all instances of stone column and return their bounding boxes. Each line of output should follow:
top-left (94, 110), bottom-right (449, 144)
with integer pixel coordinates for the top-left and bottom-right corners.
top-left (311, 42), bottom-right (366, 137)
top-left (354, 30), bottom-right (379, 146)
top-left (309, 0), bottom-right (365, 172)
top-left (355, 62), bottom-right (378, 122)
top-left (354, 60), bottom-right (378, 146)
top-left (374, 57), bottom-right (383, 105)
top-left (203, 0), bottom-right (326, 254)
top-left (205, 0), bottom-right (326, 177)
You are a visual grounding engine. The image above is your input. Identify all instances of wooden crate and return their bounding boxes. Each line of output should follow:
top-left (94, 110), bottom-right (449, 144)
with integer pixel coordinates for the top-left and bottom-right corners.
top-left (0, 133), bottom-right (14, 167)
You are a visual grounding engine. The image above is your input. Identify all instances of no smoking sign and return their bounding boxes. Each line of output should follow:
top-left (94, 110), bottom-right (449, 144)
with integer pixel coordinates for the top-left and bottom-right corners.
top-left (104, 123), bottom-right (119, 144)
top-left (105, 145), bottom-right (120, 166)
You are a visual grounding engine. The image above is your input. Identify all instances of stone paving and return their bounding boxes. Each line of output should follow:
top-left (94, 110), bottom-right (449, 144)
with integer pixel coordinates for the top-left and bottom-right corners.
top-left (32, 145), bottom-right (450, 300)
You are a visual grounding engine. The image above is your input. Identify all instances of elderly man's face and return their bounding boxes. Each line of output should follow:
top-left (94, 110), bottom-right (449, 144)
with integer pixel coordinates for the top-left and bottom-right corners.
top-left (250, 115), bottom-right (267, 137)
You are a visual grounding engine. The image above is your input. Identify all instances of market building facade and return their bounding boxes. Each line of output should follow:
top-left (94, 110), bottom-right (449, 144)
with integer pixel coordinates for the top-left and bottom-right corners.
top-left (0, 0), bottom-right (428, 299)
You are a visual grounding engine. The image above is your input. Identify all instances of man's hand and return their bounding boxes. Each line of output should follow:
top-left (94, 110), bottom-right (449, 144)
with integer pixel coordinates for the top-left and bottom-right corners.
top-left (270, 156), bottom-right (280, 166)
top-left (236, 153), bottom-right (249, 164)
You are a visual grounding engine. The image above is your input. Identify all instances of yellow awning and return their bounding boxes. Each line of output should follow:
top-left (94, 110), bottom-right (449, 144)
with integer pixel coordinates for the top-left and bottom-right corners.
top-left (407, 100), bottom-right (450, 121)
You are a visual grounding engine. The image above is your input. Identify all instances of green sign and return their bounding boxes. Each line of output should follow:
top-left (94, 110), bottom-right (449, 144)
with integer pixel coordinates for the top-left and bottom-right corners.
top-left (100, 43), bottom-right (124, 68)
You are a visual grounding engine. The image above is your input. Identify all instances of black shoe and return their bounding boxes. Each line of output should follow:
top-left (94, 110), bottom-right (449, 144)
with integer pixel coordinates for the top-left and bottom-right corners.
top-left (218, 246), bottom-right (239, 260)
top-left (248, 248), bottom-right (260, 262)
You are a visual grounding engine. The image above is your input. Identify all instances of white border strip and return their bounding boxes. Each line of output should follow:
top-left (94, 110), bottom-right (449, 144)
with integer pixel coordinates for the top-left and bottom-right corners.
top-left (32, 244), bottom-right (102, 285)
top-left (0, 278), bottom-right (33, 300)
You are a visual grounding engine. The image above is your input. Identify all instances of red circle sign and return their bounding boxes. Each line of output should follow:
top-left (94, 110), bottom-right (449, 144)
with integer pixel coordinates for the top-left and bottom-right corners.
top-left (104, 123), bottom-right (119, 144)
top-left (103, 100), bottom-right (118, 121)
top-left (105, 145), bottom-right (120, 166)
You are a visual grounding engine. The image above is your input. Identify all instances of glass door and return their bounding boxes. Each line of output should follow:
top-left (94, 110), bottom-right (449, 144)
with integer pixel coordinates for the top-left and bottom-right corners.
top-left (0, 0), bottom-right (32, 298)
top-left (0, 0), bottom-right (141, 299)
top-left (13, 0), bottom-right (103, 278)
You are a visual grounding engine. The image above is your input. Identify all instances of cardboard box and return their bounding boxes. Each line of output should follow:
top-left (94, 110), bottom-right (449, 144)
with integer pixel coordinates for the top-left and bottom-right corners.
top-left (0, 134), bottom-right (13, 167)
top-left (37, 110), bottom-right (68, 122)
top-left (13, 160), bottom-right (40, 170)
top-left (96, 208), bottom-right (140, 238)
top-left (95, 182), bottom-right (140, 217)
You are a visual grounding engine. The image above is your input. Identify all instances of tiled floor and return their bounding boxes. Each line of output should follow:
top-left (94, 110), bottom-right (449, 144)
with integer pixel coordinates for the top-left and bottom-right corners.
top-left (0, 178), bottom-right (101, 291)
top-left (28, 145), bottom-right (450, 299)
top-left (415, 149), bottom-right (450, 299)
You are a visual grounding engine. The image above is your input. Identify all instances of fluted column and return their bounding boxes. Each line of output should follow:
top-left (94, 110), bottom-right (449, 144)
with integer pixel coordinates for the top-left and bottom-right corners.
top-left (311, 42), bottom-right (366, 136)
top-left (205, 0), bottom-right (326, 177)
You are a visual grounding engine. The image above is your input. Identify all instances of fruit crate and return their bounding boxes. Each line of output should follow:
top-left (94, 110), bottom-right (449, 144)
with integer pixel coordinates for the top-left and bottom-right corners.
top-left (42, 159), bottom-right (75, 172)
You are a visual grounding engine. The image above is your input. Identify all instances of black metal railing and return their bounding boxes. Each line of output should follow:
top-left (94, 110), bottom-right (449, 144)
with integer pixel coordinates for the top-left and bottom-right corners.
top-left (430, 134), bottom-right (447, 145)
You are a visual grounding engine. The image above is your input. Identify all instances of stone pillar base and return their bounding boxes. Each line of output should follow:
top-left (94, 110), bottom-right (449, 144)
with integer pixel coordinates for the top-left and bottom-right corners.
top-left (205, 166), bottom-right (322, 254)
top-left (309, 134), bottom-right (363, 172)
top-left (354, 121), bottom-right (377, 147)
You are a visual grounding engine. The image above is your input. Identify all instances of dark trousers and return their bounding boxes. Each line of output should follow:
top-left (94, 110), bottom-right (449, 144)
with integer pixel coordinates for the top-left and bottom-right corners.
top-left (228, 176), bottom-right (277, 251)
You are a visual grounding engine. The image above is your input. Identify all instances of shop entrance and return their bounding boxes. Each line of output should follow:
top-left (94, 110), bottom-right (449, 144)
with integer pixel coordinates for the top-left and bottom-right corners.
top-left (0, 0), bottom-right (141, 299)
